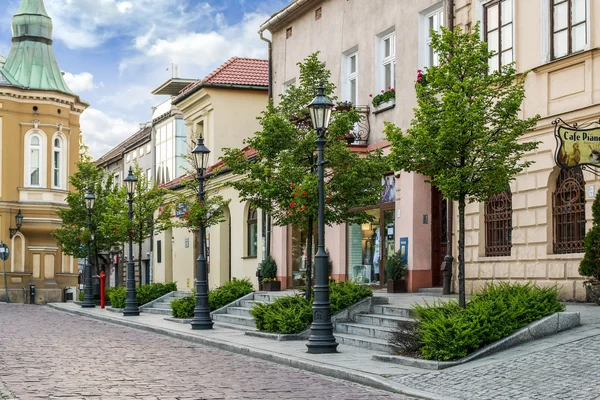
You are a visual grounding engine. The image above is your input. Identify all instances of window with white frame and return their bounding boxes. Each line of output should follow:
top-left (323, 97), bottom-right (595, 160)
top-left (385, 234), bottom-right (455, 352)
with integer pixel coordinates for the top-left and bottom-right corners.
top-left (485, 0), bottom-right (514, 72)
top-left (344, 51), bottom-right (358, 105)
top-left (52, 137), bottom-right (62, 188)
top-left (424, 7), bottom-right (444, 68)
top-left (146, 168), bottom-right (152, 188)
top-left (113, 172), bottom-right (120, 188)
top-left (282, 78), bottom-right (296, 94)
top-left (380, 31), bottom-right (396, 91)
top-left (29, 134), bottom-right (42, 187)
top-left (551, 0), bottom-right (587, 60)
top-left (146, 144), bottom-right (152, 154)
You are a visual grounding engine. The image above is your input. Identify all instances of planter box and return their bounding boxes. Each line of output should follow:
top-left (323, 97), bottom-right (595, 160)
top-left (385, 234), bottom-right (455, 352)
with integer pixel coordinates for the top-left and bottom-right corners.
top-left (387, 280), bottom-right (407, 293)
top-left (263, 280), bottom-right (281, 291)
top-left (373, 98), bottom-right (395, 114)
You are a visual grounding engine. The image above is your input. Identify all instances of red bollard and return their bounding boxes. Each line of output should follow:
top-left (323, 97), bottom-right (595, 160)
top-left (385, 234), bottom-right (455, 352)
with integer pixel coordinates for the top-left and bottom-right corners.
top-left (99, 271), bottom-right (106, 309)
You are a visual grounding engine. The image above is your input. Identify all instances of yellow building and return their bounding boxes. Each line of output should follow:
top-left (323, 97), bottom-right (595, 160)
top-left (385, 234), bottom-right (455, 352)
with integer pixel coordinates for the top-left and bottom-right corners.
top-left (0, 0), bottom-right (87, 303)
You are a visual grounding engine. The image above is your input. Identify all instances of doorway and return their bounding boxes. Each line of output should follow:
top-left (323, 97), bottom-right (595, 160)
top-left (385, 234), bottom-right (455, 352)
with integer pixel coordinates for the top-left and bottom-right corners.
top-left (431, 187), bottom-right (447, 287)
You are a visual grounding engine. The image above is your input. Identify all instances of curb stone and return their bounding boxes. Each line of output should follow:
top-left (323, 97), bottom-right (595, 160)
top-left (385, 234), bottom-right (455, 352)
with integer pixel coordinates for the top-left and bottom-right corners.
top-left (47, 303), bottom-right (450, 400)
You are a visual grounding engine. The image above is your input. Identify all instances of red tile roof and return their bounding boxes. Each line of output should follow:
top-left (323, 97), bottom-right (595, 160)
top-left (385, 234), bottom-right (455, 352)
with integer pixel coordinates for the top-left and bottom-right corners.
top-left (174, 57), bottom-right (268, 103)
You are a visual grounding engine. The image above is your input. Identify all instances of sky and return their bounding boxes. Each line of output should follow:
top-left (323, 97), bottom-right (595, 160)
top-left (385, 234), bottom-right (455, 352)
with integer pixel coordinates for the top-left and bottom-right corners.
top-left (0, 0), bottom-right (286, 159)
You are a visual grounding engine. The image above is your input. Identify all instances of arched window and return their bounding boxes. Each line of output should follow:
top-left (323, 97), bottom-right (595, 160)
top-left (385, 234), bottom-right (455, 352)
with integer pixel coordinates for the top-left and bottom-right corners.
top-left (553, 167), bottom-right (586, 254)
top-left (485, 189), bottom-right (512, 257)
top-left (247, 206), bottom-right (258, 257)
top-left (29, 134), bottom-right (42, 186)
top-left (53, 137), bottom-right (62, 188)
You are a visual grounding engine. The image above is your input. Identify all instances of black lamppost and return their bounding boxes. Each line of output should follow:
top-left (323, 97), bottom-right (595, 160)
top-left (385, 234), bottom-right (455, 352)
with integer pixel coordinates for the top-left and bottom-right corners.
top-left (191, 137), bottom-right (213, 330)
top-left (123, 167), bottom-right (140, 316)
top-left (9, 210), bottom-right (23, 239)
top-left (81, 189), bottom-right (96, 308)
top-left (306, 85), bottom-right (338, 354)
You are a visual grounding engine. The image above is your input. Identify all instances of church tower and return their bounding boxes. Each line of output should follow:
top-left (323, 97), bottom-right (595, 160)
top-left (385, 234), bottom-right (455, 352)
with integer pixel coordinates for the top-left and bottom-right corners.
top-left (0, 0), bottom-right (88, 303)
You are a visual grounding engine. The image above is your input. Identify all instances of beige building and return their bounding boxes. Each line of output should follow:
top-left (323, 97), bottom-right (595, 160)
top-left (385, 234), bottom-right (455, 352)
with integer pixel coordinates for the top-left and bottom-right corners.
top-left (0, 0), bottom-right (87, 303)
top-left (154, 57), bottom-right (269, 290)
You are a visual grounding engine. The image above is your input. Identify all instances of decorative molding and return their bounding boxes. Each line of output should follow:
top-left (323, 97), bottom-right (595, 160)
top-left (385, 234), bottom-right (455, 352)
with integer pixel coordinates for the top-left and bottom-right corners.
top-left (28, 245), bottom-right (58, 252)
top-left (19, 121), bottom-right (72, 132)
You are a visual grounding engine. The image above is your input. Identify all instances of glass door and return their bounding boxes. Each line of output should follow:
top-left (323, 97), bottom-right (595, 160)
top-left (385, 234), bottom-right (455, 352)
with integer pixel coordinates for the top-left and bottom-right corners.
top-left (380, 209), bottom-right (396, 284)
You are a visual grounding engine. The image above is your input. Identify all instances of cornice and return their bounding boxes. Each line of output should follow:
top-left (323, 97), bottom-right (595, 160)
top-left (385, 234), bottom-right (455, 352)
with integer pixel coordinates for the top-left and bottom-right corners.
top-left (0, 86), bottom-right (88, 113)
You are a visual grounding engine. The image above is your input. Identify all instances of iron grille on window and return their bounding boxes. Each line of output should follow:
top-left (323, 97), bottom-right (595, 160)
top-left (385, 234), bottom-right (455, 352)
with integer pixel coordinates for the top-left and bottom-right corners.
top-left (485, 189), bottom-right (512, 256)
top-left (553, 167), bottom-right (586, 254)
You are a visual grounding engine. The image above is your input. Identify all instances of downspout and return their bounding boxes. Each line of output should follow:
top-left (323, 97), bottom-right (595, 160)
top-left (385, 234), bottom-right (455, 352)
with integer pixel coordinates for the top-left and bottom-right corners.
top-left (259, 30), bottom-right (273, 257)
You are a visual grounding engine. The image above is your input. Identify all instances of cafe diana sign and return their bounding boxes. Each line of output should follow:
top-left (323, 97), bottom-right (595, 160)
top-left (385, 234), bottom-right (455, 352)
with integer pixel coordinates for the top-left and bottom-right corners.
top-left (554, 118), bottom-right (600, 174)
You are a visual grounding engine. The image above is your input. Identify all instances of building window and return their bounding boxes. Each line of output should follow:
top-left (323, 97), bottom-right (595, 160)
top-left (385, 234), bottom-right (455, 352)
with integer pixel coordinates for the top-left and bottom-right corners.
top-left (344, 51), bottom-right (358, 105)
top-left (247, 206), bottom-right (258, 257)
top-left (551, 0), bottom-right (587, 60)
top-left (424, 7), bottom-right (444, 68)
top-left (282, 78), bottom-right (296, 94)
top-left (157, 240), bottom-right (162, 263)
top-left (485, 0), bottom-right (514, 72)
top-left (286, 27), bottom-right (293, 39)
top-left (52, 137), bottom-right (62, 188)
top-left (126, 154), bottom-right (131, 163)
top-left (113, 172), bottom-right (120, 188)
top-left (29, 134), bottom-right (42, 187)
top-left (485, 189), bottom-right (512, 256)
top-left (380, 31), bottom-right (396, 91)
top-left (146, 168), bottom-right (152, 187)
top-left (146, 144), bottom-right (152, 154)
top-left (139, 146), bottom-right (145, 157)
top-left (553, 167), bottom-right (586, 254)
top-left (315, 7), bottom-right (322, 20)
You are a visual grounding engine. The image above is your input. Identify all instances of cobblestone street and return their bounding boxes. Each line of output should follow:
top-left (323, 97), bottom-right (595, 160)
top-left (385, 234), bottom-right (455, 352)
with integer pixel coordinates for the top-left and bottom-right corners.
top-left (0, 304), bottom-right (409, 400)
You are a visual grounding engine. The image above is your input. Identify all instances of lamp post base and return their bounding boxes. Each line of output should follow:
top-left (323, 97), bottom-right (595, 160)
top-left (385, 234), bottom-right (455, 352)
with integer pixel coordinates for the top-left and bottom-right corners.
top-left (123, 308), bottom-right (140, 316)
top-left (191, 319), bottom-right (214, 330)
top-left (306, 337), bottom-right (339, 354)
top-left (81, 302), bottom-right (95, 309)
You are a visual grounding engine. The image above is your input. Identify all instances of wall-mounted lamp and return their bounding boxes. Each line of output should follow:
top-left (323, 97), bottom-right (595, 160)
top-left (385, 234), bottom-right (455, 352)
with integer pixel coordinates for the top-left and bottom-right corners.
top-left (9, 210), bottom-right (23, 239)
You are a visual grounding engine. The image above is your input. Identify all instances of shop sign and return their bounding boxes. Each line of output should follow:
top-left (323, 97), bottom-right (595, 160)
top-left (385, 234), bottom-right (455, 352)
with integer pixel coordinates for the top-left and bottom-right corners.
top-left (554, 118), bottom-right (600, 169)
top-left (399, 237), bottom-right (408, 265)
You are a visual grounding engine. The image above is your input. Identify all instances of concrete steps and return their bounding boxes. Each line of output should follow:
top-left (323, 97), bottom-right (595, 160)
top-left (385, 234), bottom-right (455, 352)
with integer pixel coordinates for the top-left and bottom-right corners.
top-left (334, 333), bottom-right (393, 353)
top-left (139, 291), bottom-right (190, 316)
top-left (211, 292), bottom-right (282, 331)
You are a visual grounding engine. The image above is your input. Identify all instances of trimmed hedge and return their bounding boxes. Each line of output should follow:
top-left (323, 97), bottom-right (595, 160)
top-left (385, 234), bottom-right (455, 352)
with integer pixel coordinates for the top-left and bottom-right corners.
top-left (171, 278), bottom-right (255, 318)
top-left (251, 281), bottom-right (372, 334)
top-left (391, 283), bottom-right (566, 361)
top-left (109, 282), bottom-right (178, 309)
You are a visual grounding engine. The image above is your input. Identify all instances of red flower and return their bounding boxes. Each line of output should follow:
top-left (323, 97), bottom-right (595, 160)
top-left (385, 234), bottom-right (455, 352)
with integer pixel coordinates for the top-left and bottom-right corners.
top-left (290, 202), bottom-right (296, 208)
top-left (302, 191), bottom-right (307, 196)
top-left (327, 197), bottom-right (332, 202)
top-left (290, 183), bottom-right (295, 188)
top-left (369, 94), bottom-right (373, 98)
top-left (391, 87), bottom-right (395, 91)
top-left (381, 90), bottom-right (385, 93)
top-left (294, 193), bottom-right (299, 198)
top-left (388, 86), bottom-right (391, 90)
top-left (200, 202), bottom-right (205, 207)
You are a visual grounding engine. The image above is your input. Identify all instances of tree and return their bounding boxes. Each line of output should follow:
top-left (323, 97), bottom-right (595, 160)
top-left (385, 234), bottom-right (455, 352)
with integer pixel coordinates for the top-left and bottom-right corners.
top-left (384, 25), bottom-right (540, 307)
top-left (222, 52), bottom-right (389, 300)
top-left (79, 134), bottom-right (94, 162)
top-left (580, 190), bottom-right (600, 282)
top-left (99, 164), bottom-right (172, 285)
top-left (52, 161), bottom-right (126, 273)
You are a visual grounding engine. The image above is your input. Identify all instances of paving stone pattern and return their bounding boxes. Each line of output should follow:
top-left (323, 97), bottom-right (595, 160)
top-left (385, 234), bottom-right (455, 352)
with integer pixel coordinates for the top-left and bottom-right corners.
top-left (0, 304), bottom-right (411, 400)
top-left (391, 335), bottom-right (600, 400)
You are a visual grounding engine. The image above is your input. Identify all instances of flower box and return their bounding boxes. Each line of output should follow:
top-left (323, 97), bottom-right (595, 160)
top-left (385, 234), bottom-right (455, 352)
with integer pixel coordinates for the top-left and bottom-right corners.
top-left (387, 279), bottom-right (407, 293)
top-left (374, 98), bottom-right (396, 113)
top-left (263, 280), bottom-right (281, 292)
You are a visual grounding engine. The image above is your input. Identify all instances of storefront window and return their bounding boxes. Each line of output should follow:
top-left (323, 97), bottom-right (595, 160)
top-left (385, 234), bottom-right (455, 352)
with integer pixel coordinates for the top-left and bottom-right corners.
top-left (291, 225), bottom-right (316, 288)
top-left (347, 210), bottom-right (381, 285)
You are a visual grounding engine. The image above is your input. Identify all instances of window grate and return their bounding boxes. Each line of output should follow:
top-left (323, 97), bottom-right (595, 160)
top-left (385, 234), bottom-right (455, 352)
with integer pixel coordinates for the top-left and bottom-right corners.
top-left (485, 189), bottom-right (512, 257)
top-left (553, 167), bottom-right (586, 254)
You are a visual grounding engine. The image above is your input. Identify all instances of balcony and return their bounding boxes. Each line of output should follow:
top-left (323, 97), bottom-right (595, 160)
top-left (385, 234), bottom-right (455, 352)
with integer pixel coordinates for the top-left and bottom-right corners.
top-left (336, 105), bottom-right (371, 145)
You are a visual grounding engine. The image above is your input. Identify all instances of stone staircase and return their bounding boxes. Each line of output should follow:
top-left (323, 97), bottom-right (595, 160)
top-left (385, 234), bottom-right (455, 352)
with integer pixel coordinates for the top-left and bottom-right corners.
top-left (140, 291), bottom-right (191, 315)
top-left (212, 292), bottom-right (283, 331)
top-left (333, 297), bottom-right (415, 353)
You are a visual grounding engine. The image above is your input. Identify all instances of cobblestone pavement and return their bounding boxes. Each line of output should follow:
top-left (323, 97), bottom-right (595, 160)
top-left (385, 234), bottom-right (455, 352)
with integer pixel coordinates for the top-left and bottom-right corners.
top-left (0, 304), bottom-right (412, 400)
top-left (391, 334), bottom-right (600, 400)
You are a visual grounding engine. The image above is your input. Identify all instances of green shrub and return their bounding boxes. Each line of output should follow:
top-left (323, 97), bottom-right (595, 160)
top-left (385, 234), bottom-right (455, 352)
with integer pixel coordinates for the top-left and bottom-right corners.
top-left (403, 283), bottom-right (565, 361)
top-left (171, 292), bottom-right (196, 318)
top-left (580, 190), bottom-right (600, 281)
top-left (209, 278), bottom-right (254, 311)
top-left (78, 290), bottom-right (84, 302)
top-left (251, 281), bottom-right (372, 334)
top-left (108, 287), bottom-right (127, 309)
top-left (385, 250), bottom-right (408, 281)
top-left (260, 256), bottom-right (278, 279)
top-left (136, 282), bottom-right (178, 305)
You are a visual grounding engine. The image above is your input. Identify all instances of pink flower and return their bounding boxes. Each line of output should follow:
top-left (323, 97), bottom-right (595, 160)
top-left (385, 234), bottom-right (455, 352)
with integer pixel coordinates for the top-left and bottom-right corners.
top-left (369, 94), bottom-right (373, 97)
top-left (388, 86), bottom-right (391, 90)
top-left (381, 90), bottom-right (385, 93)
top-left (417, 77), bottom-right (422, 82)
top-left (391, 88), bottom-right (395, 91)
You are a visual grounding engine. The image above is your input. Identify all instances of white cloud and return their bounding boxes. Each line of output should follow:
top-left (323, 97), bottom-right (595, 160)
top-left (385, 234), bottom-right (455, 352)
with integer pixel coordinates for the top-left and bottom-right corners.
top-left (81, 108), bottom-right (142, 159)
top-left (98, 84), bottom-right (156, 111)
top-left (63, 72), bottom-right (96, 93)
top-left (117, 1), bottom-right (133, 13)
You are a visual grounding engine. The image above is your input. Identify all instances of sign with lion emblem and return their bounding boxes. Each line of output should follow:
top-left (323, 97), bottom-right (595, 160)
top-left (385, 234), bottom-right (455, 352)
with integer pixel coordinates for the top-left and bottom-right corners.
top-left (554, 118), bottom-right (600, 169)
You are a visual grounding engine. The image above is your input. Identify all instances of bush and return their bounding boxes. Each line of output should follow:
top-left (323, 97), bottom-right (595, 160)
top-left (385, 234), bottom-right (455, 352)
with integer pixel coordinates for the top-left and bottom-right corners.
top-left (260, 256), bottom-right (278, 279)
top-left (580, 190), bottom-right (600, 281)
top-left (396, 283), bottom-right (565, 361)
top-left (79, 290), bottom-right (84, 302)
top-left (252, 281), bottom-right (372, 334)
top-left (209, 278), bottom-right (254, 311)
top-left (108, 282), bottom-right (177, 309)
top-left (108, 287), bottom-right (127, 309)
top-left (385, 250), bottom-right (408, 281)
top-left (171, 292), bottom-right (196, 318)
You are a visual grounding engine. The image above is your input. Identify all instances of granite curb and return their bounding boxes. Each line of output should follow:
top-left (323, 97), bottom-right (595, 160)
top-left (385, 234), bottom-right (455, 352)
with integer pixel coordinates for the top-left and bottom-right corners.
top-left (374, 311), bottom-right (581, 370)
top-left (47, 303), bottom-right (450, 400)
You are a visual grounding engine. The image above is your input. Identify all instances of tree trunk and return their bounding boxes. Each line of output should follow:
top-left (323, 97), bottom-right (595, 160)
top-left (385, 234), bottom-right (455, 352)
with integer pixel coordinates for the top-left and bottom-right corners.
top-left (458, 196), bottom-right (466, 308)
top-left (305, 217), bottom-right (314, 301)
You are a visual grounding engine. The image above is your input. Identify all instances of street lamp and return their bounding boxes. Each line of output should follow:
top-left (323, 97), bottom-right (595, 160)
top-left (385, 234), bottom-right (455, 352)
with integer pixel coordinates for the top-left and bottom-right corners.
top-left (306, 85), bottom-right (338, 354)
top-left (191, 137), bottom-right (213, 330)
top-left (81, 189), bottom-right (96, 308)
top-left (123, 167), bottom-right (140, 316)
top-left (9, 210), bottom-right (23, 239)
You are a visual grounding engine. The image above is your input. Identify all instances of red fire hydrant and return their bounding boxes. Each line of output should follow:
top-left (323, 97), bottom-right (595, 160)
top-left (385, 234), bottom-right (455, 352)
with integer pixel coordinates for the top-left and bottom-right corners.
top-left (99, 271), bottom-right (106, 309)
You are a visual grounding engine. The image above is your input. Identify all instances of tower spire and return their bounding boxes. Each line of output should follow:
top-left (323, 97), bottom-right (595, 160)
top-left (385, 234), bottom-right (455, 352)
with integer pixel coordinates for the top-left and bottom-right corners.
top-left (0, 0), bottom-right (72, 94)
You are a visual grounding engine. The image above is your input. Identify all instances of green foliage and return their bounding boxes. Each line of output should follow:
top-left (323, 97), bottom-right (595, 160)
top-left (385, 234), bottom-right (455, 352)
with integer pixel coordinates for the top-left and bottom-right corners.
top-left (385, 24), bottom-right (540, 306)
top-left (222, 52), bottom-right (389, 231)
top-left (171, 292), bottom-right (196, 318)
top-left (252, 281), bottom-right (372, 334)
top-left (208, 278), bottom-right (254, 311)
top-left (385, 250), bottom-right (408, 281)
top-left (403, 283), bottom-right (565, 361)
top-left (580, 190), bottom-right (600, 281)
top-left (371, 88), bottom-right (396, 107)
top-left (259, 256), bottom-right (278, 279)
top-left (79, 290), bottom-right (84, 302)
top-left (108, 287), bottom-right (127, 309)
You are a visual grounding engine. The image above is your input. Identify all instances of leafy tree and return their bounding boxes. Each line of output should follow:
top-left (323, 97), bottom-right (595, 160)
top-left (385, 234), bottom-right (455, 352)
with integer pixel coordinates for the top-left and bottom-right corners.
top-left (222, 52), bottom-right (389, 300)
top-left (52, 161), bottom-right (126, 273)
top-left (580, 190), bottom-right (600, 281)
top-left (385, 25), bottom-right (540, 307)
top-left (79, 134), bottom-right (94, 162)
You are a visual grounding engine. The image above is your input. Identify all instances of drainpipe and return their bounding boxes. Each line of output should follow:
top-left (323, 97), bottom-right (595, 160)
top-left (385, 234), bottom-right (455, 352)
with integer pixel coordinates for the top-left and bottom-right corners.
top-left (259, 30), bottom-right (273, 257)
top-left (443, 0), bottom-right (455, 296)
